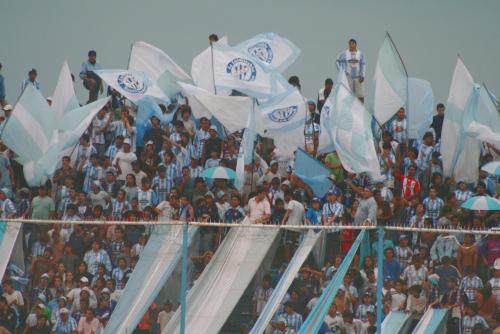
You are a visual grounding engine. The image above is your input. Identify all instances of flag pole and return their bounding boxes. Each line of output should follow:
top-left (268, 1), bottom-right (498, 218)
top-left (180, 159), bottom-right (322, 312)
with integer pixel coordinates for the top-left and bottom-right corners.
top-left (180, 222), bottom-right (189, 334)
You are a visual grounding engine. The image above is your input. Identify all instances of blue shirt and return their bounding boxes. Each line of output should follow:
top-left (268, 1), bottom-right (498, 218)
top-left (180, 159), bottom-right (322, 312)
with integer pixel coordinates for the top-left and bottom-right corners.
top-left (383, 258), bottom-right (401, 281)
top-left (79, 60), bottom-right (102, 79)
top-left (21, 79), bottom-right (40, 92)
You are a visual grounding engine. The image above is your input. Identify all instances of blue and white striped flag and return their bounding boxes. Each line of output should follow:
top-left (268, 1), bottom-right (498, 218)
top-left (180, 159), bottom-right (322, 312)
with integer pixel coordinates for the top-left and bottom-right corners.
top-left (210, 43), bottom-right (288, 99)
top-left (331, 82), bottom-right (382, 180)
top-left (370, 33), bottom-right (408, 125)
top-left (237, 32), bottom-right (301, 72)
top-left (407, 77), bottom-right (434, 139)
top-left (94, 69), bottom-right (170, 104)
top-left (441, 58), bottom-right (481, 183)
top-left (464, 84), bottom-right (500, 147)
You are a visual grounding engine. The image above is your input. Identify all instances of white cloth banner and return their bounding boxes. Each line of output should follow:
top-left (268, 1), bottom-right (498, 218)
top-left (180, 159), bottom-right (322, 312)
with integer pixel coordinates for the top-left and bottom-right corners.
top-left (0, 222), bottom-right (22, 279)
top-left (258, 88), bottom-right (307, 134)
top-left (52, 61), bottom-right (79, 121)
top-left (129, 41), bottom-right (191, 82)
top-left (163, 220), bottom-right (279, 334)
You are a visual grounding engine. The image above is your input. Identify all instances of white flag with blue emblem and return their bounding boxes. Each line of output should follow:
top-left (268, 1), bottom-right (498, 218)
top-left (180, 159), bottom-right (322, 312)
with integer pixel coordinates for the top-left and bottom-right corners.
top-left (257, 88), bottom-right (306, 134)
top-left (191, 36), bottom-right (232, 96)
top-left (370, 33), bottom-right (408, 125)
top-left (441, 58), bottom-right (481, 183)
top-left (94, 69), bottom-right (170, 104)
top-left (211, 44), bottom-right (288, 99)
top-left (52, 61), bottom-right (79, 121)
top-left (237, 32), bottom-right (301, 72)
top-left (464, 84), bottom-right (500, 147)
top-left (331, 82), bottom-right (382, 180)
top-left (129, 41), bottom-right (191, 82)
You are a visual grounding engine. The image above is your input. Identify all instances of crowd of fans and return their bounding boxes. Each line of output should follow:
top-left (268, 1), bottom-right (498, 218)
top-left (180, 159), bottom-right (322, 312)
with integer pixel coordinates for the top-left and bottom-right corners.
top-left (0, 37), bottom-right (499, 334)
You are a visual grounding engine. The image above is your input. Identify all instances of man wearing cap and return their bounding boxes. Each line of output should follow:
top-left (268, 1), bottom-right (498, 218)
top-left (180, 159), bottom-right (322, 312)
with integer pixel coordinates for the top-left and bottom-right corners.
top-left (21, 68), bottom-right (40, 92)
top-left (336, 39), bottom-right (366, 103)
top-left (52, 307), bottom-right (77, 334)
top-left (259, 160), bottom-right (282, 185)
top-left (79, 50), bottom-right (102, 103)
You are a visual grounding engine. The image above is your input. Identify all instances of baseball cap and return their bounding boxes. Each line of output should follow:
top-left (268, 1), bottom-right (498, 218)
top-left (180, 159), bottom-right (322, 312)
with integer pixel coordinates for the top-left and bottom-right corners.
top-left (145, 140), bottom-right (154, 146)
top-left (40, 273), bottom-right (49, 279)
top-left (59, 307), bottom-right (69, 314)
top-left (80, 276), bottom-right (89, 283)
top-left (2, 104), bottom-right (13, 111)
top-left (123, 138), bottom-right (131, 146)
top-left (276, 316), bottom-right (287, 326)
top-left (399, 234), bottom-right (408, 240)
top-left (270, 160), bottom-right (278, 166)
top-left (36, 303), bottom-right (45, 309)
top-left (209, 125), bottom-right (218, 132)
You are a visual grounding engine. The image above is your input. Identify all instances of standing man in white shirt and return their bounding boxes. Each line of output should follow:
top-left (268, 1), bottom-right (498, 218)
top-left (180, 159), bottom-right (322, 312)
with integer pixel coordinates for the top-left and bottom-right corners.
top-left (336, 39), bottom-right (366, 103)
top-left (248, 186), bottom-right (271, 224)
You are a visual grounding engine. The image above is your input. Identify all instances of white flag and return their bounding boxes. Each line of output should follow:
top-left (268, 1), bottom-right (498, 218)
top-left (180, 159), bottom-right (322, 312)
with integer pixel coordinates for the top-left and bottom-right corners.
top-left (237, 32), bottom-right (301, 72)
top-left (129, 41), bottom-right (191, 82)
top-left (94, 69), bottom-right (169, 103)
top-left (191, 36), bottom-right (232, 95)
top-left (51, 61), bottom-right (79, 121)
top-left (257, 88), bottom-right (306, 134)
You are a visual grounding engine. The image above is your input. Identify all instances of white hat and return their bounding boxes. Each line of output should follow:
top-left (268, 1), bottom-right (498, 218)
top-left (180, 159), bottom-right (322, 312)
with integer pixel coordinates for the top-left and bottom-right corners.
top-left (80, 276), bottom-right (89, 283)
top-left (101, 288), bottom-right (111, 294)
top-left (209, 125), bottom-right (218, 132)
top-left (276, 316), bottom-right (287, 326)
top-left (40, 273), bottom-right (49, 279)
top-left (36, 303), bottom-right (45, 309)
top-left (59, 307), bottom-right (69, 314)
top-left (2, 104), bottom-right (13, 111)
top-left (145, 140), bottom-right (154, 146)
top-left (123, 138), bottom-right (132, 146)
top-left (494, 258), bottom-right (500, 270)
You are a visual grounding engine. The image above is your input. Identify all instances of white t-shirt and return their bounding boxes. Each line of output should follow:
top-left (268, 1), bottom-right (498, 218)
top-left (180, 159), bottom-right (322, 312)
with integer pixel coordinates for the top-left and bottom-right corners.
top-left (157, 310), bottom-right (173, 330)
top-left (285, 200), bottom-right (305, 226)
top-left (248, 197), bottom-right (271, 221)
top-left (324, 313), bottom-right (343, 333)
top-left (113, 151), bottom-right (137, 181)
top-left (3, 290), bottom-right (24, 306)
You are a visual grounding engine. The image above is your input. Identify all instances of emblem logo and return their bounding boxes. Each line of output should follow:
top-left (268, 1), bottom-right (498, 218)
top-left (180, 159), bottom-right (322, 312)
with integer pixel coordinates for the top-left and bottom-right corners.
top-left (268, 106), bottom-right (298, 123)
top-left (322, 105), bottom-right (331, 116)
top-left (117, 73), bottom-right (147, 96)
top-left (226, 58), bottom-right (257, 81)
top-left (248, 42), bottom-right (273, 64)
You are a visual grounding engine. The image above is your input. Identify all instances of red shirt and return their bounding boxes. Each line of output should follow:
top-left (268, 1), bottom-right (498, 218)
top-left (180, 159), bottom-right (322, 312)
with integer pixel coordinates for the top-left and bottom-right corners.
top-left (398, 174), bottom-right (421, 199)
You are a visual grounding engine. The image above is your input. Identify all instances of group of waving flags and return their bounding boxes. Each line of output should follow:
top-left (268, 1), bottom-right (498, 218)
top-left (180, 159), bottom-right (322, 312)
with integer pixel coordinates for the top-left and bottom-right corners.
top-left (1, 31), bottom-right (499, 192)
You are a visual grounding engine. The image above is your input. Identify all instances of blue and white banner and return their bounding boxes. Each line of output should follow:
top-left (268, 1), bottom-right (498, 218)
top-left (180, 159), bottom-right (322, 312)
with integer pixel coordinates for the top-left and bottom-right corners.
top-left (0, 222), bottom-right (22, 279)
top-left (94, 69), bottom-right (170, 104)
top-left (237, 32), bottom-right (301, 72)
top-left (136, 96), bottom-right (175, 147)
top-left (129, 41), bottom-right (191, 82)
top-left (464, 84), bottom-right (500, 147)
top-left (441, 58), bottom-right (481, 183)
top-left (412, 308), bottom-right (449, 334)
top-left (407, 77), bottom-right (434, 139)
top-left (235, 101), bottom-right (257, 190)
top-left (331, 82), bottom-right (382, 180)
top-left (211, 43), bottom-right (288, 99)
top-left (370, 33), bottom-right (408, 125)
top-left (318, 96), bottom-right (335, 154)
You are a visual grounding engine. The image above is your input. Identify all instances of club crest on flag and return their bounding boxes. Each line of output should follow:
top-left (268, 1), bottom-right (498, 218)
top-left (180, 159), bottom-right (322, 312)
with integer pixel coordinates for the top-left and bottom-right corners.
top-left (117, 73), bottom-right (148, 96)
top-left (268, 105), bottom-right (298, 123)
top-left (247, 42), bottom-right (273, 64)
top-left (322, 105), bottom-right (331, 116)
top-left (226, 58), bottom-right (257, 81)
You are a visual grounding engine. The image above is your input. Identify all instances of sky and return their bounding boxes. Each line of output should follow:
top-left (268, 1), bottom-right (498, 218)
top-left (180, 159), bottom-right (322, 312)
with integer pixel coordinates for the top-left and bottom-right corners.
top-left (1, 0), bottom-right (499, 105)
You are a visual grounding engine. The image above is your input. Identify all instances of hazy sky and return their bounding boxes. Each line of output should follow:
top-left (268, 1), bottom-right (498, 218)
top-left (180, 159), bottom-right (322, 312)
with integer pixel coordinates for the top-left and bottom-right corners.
top-left (1, 0), bottom-right (499, 104)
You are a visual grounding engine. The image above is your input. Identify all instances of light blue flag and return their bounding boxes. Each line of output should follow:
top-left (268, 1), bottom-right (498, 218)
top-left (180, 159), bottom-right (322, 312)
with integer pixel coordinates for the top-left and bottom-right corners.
top-left (211, 43), bottom-right (289, 99)
top-left (407, 77), bottom-right (434, 139)
top-left (370, 33), bottom-right (408, 125)
top-left (294, 148), bottom-right (332, 198)
top-left (299, 231), bottom-right (366, 334)
top-left (0, 221), bottom-right (22, 280)
top-left (464, 84), bottom-right (500, 147)
top-left (136, 96), bottom-right (175, 147)
top-left (331, 82), bottom-right (383, 181)
top-left (236, 32), bottom-right (301, 72)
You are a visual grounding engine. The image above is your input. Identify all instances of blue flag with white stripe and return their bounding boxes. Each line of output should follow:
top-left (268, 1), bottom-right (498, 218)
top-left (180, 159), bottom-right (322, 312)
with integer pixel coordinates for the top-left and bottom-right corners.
top-left (237, 32), bottom-right (301, 72)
